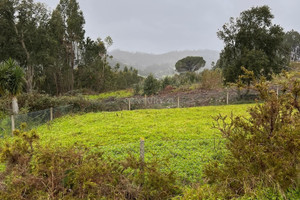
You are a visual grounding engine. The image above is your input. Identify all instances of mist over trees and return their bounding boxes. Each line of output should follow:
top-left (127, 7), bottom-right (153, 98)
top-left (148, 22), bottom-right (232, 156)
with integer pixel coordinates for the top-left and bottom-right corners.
top-left (110, 49), bottom-right (219, 78)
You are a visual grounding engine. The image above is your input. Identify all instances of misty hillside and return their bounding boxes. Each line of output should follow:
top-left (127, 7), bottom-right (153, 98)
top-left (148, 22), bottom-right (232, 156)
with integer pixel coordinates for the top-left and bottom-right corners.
top-left (109, 49), bottom-right (219, 78)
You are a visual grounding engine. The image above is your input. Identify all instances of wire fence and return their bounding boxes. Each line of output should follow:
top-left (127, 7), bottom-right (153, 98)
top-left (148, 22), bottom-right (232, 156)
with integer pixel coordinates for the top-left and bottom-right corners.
top-left (0, 105), bottom-right (73, 137)
top-left (0, 88), bottom-right (259, 137)
top-left (91, 89), bottom-right (259, 113)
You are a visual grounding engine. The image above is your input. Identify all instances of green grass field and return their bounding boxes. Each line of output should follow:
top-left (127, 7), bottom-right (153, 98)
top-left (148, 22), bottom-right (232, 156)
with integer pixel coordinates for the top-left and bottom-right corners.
top-left (37, 104), bottom-right (252, 183)
top-left (85, 89), bottom-right (133, 100)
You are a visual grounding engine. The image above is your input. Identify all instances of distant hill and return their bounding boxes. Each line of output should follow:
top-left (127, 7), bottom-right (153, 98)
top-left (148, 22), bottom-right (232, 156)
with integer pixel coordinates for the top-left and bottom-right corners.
top-left (109, 49), bottom-right (219, 78)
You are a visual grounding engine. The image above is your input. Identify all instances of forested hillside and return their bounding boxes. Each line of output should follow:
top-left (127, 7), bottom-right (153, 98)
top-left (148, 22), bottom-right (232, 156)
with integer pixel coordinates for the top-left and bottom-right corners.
top-left (110, 49), bottom-right (219, 78)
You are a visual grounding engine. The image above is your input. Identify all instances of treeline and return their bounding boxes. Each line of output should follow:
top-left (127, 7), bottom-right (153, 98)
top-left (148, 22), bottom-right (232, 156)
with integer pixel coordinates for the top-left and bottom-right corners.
top-left (138, 69), bottom-right (223, 96)
top-left (0, 0), bottom-right (141, 95)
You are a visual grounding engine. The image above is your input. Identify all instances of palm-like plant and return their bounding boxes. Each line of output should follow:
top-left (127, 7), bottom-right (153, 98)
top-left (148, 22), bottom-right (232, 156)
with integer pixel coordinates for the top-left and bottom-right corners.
top-left (0, 58), bottom-right (25, 114)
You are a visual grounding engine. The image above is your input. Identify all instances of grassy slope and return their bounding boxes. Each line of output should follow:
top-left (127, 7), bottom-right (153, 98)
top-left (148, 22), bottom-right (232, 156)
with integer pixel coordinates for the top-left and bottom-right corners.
top-left (37, 104), bottom-right (252, 183)
top-left (86, 89), bottom-right (133, 100)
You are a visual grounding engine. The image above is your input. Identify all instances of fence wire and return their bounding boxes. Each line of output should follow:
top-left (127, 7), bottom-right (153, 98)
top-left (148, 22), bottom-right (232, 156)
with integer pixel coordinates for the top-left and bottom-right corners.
top-left (0, 105), bottom-right (73, 137)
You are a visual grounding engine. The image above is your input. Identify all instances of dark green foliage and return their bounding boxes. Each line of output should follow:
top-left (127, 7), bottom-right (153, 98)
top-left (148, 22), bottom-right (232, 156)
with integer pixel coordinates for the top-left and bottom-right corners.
top-left (133, 82), bottom-right (143, 95)
top-left (0, 127), bottom-right (181, 199)
top-left (0, 58), bottom-right (24, 96)
top-left (143, 74), bottom-right (160, 95)
top-left (175, 56), bottom-right (206, 73)
top-left (161, 72), bottom-right (202, 88)
top-left (217, 6), bottom-right (290, 83)
top-left (202, 73), bottom-right (300, 199)
top-left (161, 76), bottom-right (172, 89)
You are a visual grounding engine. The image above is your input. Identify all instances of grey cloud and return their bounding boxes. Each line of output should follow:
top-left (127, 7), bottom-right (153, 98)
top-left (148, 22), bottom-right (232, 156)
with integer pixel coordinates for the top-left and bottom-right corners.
top-left (39, 0), bottom-right (300, 53)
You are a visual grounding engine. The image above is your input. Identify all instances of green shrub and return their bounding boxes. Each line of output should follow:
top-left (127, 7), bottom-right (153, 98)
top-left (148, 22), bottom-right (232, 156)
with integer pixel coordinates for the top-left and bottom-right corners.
top-left (143, 74), bottom-right (160, 95)
top-left (200, 69), bottom-right (223, 89)
top-left (0, 127), bottom-right (181, 199)
top-left (161, 76), bottom-right (172, 90)
top-left (200, 72), bottom-right (300, 199)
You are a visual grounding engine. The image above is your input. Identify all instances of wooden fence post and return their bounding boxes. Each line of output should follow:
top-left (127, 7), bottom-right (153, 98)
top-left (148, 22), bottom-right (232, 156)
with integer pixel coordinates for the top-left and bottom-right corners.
top-left (144, 95), bottom-right (147, 106)
top-left (128, 99), bottom-right (131, 110)
top-left (276, 85), bottom-right (279, 97)
top-left (50, 107), bottom-right (53, 121)
top-left (11, 115), bottom-right (15, 135)
top-left (226, 89), bottom-right (229, 105)
top-left (177, 96), bottom-right (180, 108)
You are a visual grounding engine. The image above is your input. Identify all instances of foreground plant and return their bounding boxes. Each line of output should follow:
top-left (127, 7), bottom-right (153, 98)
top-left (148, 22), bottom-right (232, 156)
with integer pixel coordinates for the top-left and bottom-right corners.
top-left (200, 70), bottom-right (300, 199)
top-left (0, 125), bottom-right (180, 199)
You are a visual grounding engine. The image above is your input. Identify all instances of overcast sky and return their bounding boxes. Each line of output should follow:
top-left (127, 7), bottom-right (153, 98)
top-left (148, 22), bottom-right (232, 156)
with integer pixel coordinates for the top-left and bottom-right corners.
top-left (38, 0), bottom-right (300, 54)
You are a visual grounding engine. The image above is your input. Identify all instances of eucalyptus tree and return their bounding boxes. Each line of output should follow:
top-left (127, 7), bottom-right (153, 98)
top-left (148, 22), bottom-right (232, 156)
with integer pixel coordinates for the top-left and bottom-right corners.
top-left (55, 0), bottom-right (85, 91)
top-left (0, 0), bottom-right (50, 93)
top-left (0, 59), bottom-right (24, 114)
top-left (284, 30), bottom-right (300, 62)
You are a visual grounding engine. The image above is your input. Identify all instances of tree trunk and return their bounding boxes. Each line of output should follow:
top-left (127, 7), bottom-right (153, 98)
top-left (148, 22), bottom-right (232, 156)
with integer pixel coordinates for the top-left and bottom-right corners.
top-left (13, 23), bottom-right (33, 93)
top-left (12, 96), bottom-right (19, 114)
top-left (70, 42), bottom-right (75, 91)
top-left (53, 72), bottom-right (59, 96)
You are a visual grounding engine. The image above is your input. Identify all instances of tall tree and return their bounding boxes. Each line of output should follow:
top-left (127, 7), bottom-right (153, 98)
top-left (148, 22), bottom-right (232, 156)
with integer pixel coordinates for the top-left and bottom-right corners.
top-left (217, 6), bottom-right (290, 83)
top-left (56, 0), bottom-right (85, 91)
top-left (175, 56), bottom-right (206, 73)
top-left (45, 8), bottom-right (68, 95)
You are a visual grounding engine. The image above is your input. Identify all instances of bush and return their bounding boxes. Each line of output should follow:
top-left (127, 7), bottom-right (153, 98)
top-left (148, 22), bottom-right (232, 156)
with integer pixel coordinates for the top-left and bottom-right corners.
top-left (200, 69), bottom-right (223, 89)
top-left (0, 127), bottom-right (181, 199)
top-left (143, 74), bottom-right (160, 95)
top-left (200, 72), bottom-right (300, 199)
top-left (161, 76), bottom-right (172, 90)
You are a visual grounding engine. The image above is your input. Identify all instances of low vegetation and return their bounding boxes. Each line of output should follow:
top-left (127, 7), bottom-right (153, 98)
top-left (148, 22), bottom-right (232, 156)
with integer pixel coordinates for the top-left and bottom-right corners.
top-left (36, 104), bottom-right (250, 183)
top-left (85, 89), bottom-right (134, 100)
top-left (0, 127), bottom-right (181, 199)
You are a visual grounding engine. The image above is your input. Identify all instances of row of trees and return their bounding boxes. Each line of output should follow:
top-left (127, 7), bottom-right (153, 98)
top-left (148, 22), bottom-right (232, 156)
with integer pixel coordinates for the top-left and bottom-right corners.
top-left (141, 69), bottom-right (223, 96)
top-left (0, 0), bottom-right (140, 95)
top-left (1, 2), bottom-right (299, 101)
